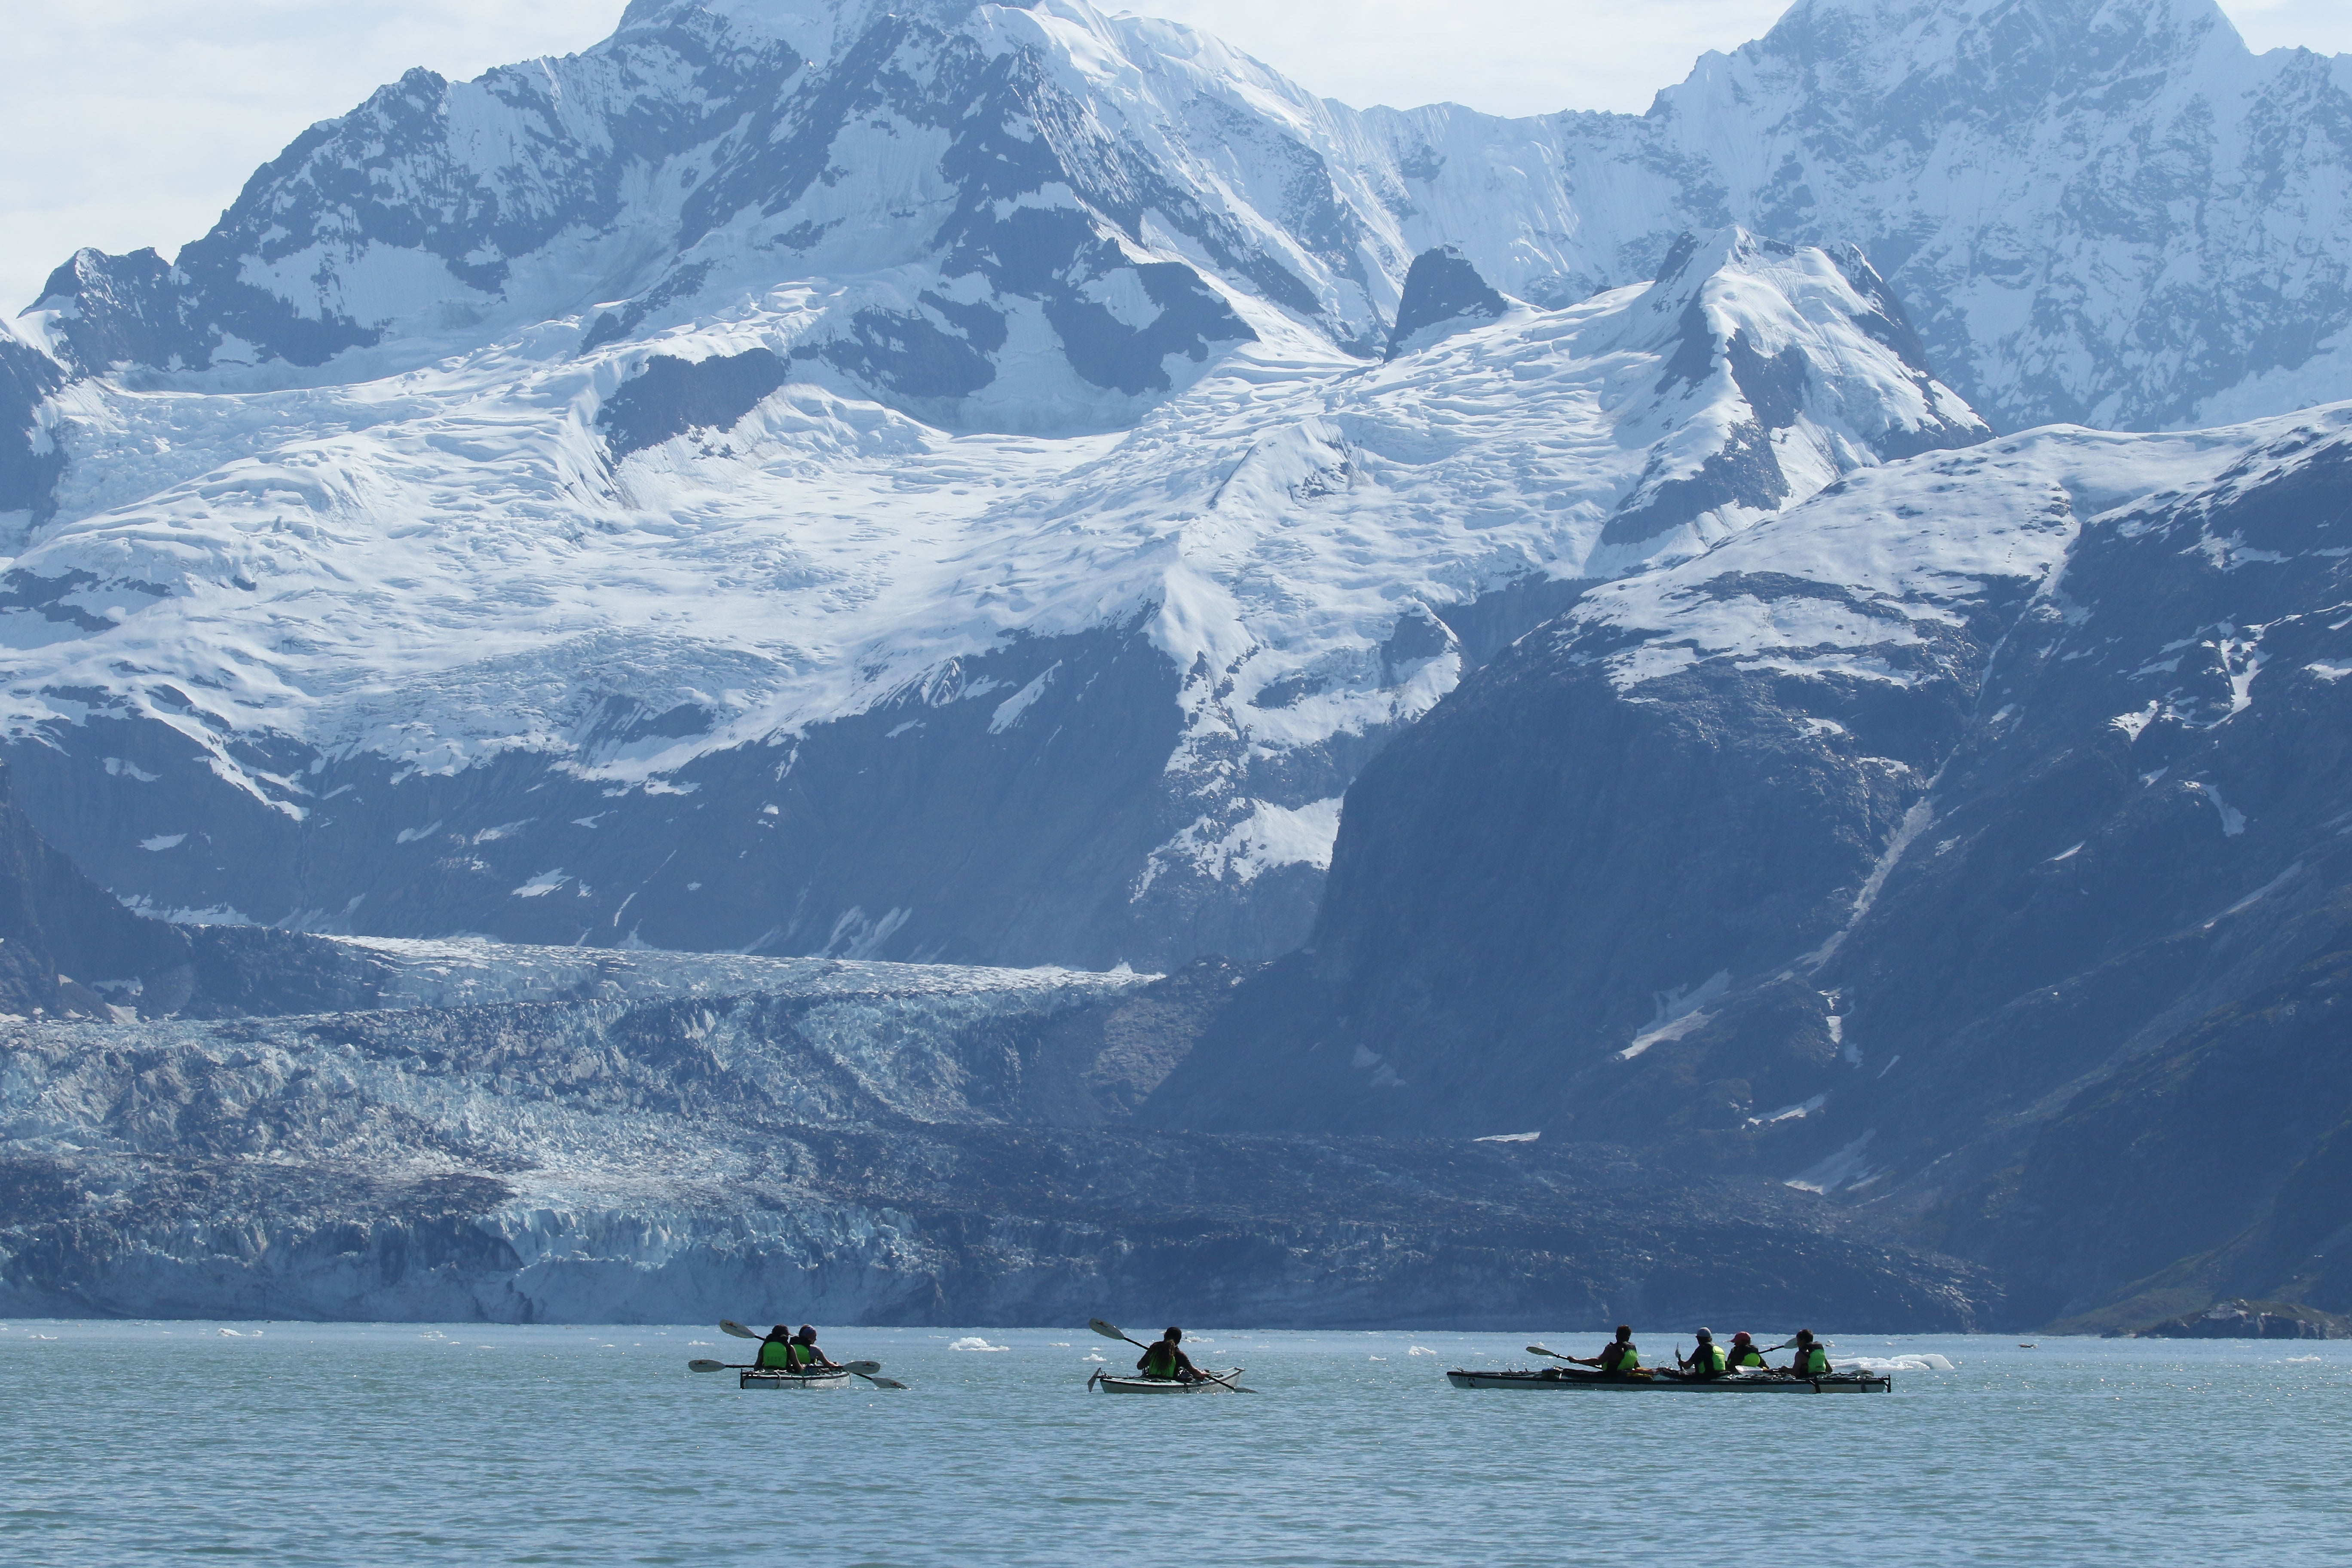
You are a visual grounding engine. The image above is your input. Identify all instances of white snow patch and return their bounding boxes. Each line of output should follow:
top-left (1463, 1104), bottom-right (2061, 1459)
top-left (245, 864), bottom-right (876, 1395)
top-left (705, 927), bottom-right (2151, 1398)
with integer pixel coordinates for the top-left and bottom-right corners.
top-left (988, 662), bottom-right (1060, 734)
top-left (1472, 1130), bottom-right (1540, 1143)
top-left (395, 821), bottom-right (444, 844)
top-left (1785, 1130), bottom-right (1877, 1194)
top-left (511, 870), bottom-right (570, 897)
top-left (104, 757), bottom-right (160, 782)
top-left (138, 834), bottom-right (186, 851)
top-left (1619, 970), bottom-right (1730, 1059)
top-left (2184, 780), bottom-right (2248, 836)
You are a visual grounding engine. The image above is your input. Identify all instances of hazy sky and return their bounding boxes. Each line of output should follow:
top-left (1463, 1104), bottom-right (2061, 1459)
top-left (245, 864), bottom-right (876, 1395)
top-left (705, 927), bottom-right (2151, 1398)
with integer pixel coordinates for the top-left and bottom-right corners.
top-left (2, 0), bottom-right (2345, 318)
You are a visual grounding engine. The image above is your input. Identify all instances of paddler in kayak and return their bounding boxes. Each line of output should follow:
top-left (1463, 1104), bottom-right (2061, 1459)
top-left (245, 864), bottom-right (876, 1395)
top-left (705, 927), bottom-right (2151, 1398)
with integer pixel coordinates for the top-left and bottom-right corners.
top-left (1136, 1327), bottom-right (1203, 1383)
top-left (1674, 1327), bottom-right (1727, 1380)
top-left (789, 1324), bottom-right (840, 1371)
top-left (1566, 1325), bottom-right (1642, 1376)
top-left (1725, 1331), bottom-right (1767, 1369)
top-left (754, 1324), bottom-right (798, 1369)
top-left (1781, 1329), bottom-right (1832, 1377)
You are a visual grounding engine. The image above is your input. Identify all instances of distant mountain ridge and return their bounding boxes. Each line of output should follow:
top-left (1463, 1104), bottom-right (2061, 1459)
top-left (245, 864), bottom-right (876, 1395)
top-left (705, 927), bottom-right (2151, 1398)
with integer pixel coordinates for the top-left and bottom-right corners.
top-left (21, 0), bottom-right (2351, 434)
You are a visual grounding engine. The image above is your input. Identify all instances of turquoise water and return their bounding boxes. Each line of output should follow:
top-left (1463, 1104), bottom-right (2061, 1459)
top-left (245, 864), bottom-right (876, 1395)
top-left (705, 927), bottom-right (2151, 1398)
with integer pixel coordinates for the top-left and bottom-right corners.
top-left (6, 1322), bottom-right (2347, 1565)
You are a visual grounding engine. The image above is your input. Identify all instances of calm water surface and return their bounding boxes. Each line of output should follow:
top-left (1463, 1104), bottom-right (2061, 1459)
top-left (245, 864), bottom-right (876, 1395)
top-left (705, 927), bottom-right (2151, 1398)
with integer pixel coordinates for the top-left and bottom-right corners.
top-left (5, 1322), bottom-right (2346, 1565)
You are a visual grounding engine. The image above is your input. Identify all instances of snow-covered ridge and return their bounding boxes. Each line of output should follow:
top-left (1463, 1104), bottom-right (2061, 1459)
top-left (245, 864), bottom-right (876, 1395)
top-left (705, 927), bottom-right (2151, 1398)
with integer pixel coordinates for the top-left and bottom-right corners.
top-left (0, 231), bottom-right (1970, 775)
top-left (21, 0), bottom-right (2350, 432)
top-left (1560, 402), bottom-right (2352, 695)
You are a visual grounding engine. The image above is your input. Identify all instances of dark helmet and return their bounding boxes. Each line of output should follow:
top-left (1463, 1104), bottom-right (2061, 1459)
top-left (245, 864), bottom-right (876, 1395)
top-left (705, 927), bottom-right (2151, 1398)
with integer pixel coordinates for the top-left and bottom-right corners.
top-left (770, 1325), bottom-right (790, 1337)
top-left (1695, 1328), bottom-right (1714, 1342)
top-left (1795, 1329), bottom-right (1816, 1343)
top-left (1731, 1331), bottom-right (1753, 1344)
top-left (1164, 1326), bottom-right (1183, 1342)
top-left (795, 1324), bottom-right (817, 1341)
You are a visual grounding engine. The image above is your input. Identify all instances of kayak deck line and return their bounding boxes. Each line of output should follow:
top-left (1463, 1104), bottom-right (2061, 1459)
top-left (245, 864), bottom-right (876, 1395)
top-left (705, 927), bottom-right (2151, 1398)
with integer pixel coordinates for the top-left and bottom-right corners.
top-left (738, 1369), bottom-right (856, 1390)
top-left (1089, 1367), bottom-right (1244, 1393)
top-left (1446, 1368), bottom-right (1892, 1393)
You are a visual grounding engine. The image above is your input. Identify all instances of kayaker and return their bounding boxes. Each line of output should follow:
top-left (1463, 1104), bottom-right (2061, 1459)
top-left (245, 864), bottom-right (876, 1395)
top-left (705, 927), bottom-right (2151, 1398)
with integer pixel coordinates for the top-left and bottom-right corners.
top-left (755, 1324), bottom-right (796, 1369)
top-left (1725, 1331), bottom-right (1767, 1369)
top-left (1676, 1327), bottom-right (1727, 1379)
top-left (1569, 1325), bottom-right (1641, 1375)
top-left (1781, 1329), bottom-right (1832, 1377)
top-left (790, 1324), bottom-right (839, 1371)
top-left (1136, 1327), bottom-right (1202, 1382)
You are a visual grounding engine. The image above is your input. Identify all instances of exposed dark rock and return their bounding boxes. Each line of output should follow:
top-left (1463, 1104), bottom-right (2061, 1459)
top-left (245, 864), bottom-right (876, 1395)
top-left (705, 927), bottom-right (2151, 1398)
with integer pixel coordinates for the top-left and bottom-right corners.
top-left (1385, 246), bottom-right (1506, 359)
top-left (598, 348), bottom-right (789, 459)
top-left (0, 759), bottom-right (191, 1017)
top-left (0, 337), bottom-right (66, 524)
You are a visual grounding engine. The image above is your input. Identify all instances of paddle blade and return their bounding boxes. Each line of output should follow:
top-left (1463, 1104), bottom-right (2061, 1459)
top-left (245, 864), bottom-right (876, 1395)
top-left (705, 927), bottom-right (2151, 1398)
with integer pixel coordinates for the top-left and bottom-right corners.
top-left (860, 1375), bottom-right (908, 1390)
top-left (1087, 1318), bottom-right (1128, 1341)
top-left (719, 1320), bottom-right (760, 1340)
top-left (838, 1360), bottom-right (882, 1375)
top-left (688, 1359), bottom-right (729, 1372)
top-left (1526, 1345), bottom-right (1554, 1357)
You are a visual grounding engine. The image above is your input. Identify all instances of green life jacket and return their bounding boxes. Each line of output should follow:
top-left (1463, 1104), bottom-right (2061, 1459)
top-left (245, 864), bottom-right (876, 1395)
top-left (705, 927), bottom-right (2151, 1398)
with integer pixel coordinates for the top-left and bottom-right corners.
top-left (1796, 1345), bottom-right (1830, 1376)
top-left (1142, 1343), bottom-right (1180, 1378)
top-left (1689, 1343), bottom-right (1726, 1375)
top-left (789, 1341), bottom-right (821, 1369)
top-left (1601, 1341), bottom-right (1639, 1372)
top-left (1728, 1347), bottom-right (1765, 1369)
top-left (756, 1339), bottom-right (794, 1369)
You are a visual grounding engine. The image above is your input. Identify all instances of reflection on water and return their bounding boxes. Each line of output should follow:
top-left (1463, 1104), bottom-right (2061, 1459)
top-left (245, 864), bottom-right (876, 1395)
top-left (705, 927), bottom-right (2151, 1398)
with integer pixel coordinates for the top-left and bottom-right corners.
top-left (4, 1323), bottom-right (2347, 1566)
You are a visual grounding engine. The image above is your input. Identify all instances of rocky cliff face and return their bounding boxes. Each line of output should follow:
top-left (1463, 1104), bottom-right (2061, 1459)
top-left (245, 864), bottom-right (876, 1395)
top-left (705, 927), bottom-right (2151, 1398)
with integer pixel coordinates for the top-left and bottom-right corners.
top-left (1147, 400), bottom-right (2352, 1326)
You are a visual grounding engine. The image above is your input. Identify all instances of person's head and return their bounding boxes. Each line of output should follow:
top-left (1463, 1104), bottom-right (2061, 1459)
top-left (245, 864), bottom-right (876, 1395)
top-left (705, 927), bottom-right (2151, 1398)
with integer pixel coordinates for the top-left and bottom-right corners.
top-left (1695, 1328), bottom-right (1714, 1343)
top-left (1615, 1324), bottom-right (1632, 1342)
top-left (796, 1325), bottom-right (817, 1343)
top-left (1162, 1327), bottom-right (1182, 1344)
top-left (1730, 1332), bottom-right (1752, 1346)
top-left (770, 1325), bottom-right (790, 1338)
top-left (1795, 1329), bottom-right (1815, 1344)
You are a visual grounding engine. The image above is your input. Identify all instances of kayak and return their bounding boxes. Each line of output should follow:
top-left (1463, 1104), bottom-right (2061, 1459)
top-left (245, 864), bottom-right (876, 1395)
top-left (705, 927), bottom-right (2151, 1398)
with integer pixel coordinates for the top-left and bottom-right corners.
top-left (1447, 1368), bottom-right (1891, 1393)
top-left (1089, 1367), bottom-right (1243, 1393)
top-left (738, 1368), bottom-right (855, 1390)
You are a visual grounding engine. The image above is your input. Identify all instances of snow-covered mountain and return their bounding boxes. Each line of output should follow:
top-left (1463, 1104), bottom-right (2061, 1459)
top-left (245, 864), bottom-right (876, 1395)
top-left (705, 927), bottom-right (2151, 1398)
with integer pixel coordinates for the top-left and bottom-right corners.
top-left (0, 217), bottom-right (1975, 966)
top-left (2, 0), bottom-right (2348, 969)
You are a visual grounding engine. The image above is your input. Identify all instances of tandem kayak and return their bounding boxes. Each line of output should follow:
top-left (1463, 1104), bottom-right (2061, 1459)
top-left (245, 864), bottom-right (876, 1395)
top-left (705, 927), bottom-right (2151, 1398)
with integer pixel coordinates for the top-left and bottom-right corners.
top-left (1089, 1367), bottom-right (1243, 1393)
top-left (1447, 1368), bottom-right (1891, 1393)
top-left (739, 1368), bottom-right (855, 1390)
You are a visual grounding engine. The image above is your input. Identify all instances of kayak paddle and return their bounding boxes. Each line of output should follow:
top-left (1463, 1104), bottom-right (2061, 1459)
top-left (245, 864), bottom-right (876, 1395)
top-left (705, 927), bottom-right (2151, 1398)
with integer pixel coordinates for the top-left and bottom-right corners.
top-left (1089, 1317), bottom-right (1254, 1392)
top-left (720, 1320), bottom-right (760, 1340)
